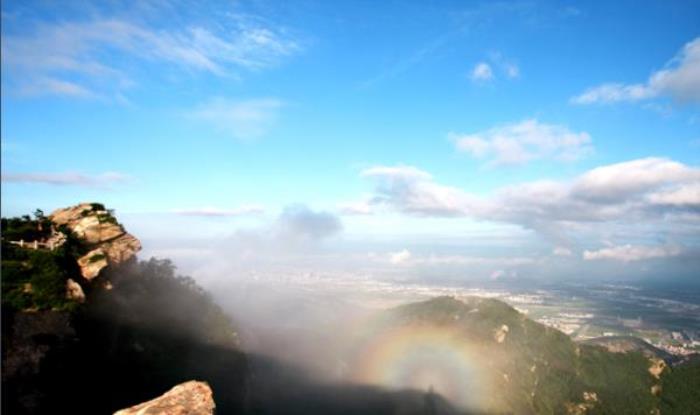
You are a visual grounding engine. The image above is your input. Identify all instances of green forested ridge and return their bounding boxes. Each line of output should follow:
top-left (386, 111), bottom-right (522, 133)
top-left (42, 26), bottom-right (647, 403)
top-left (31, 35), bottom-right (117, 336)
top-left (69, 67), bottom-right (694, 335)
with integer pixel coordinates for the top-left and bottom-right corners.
top-left (659, 356), bottom-right (700, 414)
top-left (375, 297), bottom-right (698, 414)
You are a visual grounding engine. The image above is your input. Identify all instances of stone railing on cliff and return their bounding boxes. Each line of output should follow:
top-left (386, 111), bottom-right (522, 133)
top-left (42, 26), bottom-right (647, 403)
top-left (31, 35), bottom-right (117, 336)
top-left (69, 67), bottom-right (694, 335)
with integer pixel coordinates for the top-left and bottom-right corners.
top-left (5, 228), bottom-right (68, 251)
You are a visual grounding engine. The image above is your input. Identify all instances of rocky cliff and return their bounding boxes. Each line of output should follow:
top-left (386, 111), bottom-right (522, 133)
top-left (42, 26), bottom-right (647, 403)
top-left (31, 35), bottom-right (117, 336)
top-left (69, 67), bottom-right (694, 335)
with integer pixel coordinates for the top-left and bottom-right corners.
top-left (1, 203), bottom-right (250, 415)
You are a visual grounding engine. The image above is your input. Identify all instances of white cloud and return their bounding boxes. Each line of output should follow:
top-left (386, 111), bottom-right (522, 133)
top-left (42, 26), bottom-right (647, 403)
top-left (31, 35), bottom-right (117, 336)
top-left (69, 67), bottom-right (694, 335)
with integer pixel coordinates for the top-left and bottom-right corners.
top-left (173, 205), bottom-right (265, 217)
top-left (389, 249), bottom-right (412, 265)
top-left (647, 183), bottom-right (700, 208)
top-left (583, 244), bottom-right (683, 262)
top-left (572, 157), bottom-right (700, 202)
top-left (470, 62), bottom-right (493, 81)
top-left (450, 119), bottom-right (593, 165)
top-left (572, 37), bottom-right (700, 104)
top-left (1, 171), bottom-right (129, 187)
top-left (360, 165), bottom-right (488, 217)
top-left (553, 246), bottom-right (573, 256)
top-left (470, 53), bottom-right (520, 83)
top-left (2, 15), bottom-right (300, 98)
top-left (190, 97), bottom-right (283, 140)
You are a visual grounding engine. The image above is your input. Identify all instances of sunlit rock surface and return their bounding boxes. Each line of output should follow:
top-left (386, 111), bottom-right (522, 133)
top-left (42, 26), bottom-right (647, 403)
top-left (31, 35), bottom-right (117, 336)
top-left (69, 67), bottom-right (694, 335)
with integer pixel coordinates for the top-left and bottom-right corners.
top-left (77, 248), bottom-right (108, 280)
top-left (50, 203), bottom-right (141, 280)
top-left (113, 381), bottom-right (215, 415)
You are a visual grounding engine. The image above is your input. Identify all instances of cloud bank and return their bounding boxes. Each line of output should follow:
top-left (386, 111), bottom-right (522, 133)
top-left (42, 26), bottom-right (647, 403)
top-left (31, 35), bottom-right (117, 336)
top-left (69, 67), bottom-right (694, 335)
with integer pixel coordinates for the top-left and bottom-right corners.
top-left (357, 158), bottom-right (700, 255)
top-left (583, 244), bottom-right (683, 262)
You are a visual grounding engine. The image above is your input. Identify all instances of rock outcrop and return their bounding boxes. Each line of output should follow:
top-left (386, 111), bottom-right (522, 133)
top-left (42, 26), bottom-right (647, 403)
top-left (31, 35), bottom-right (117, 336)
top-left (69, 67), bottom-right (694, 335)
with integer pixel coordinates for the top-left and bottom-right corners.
top-left (494, 324), bottom-right (509, 343)
top-left (50, 203), bottom-right (141, 281)
top-left (113, 381), bottom-right (215, 415)
top-left (65, 278), bottom-right (86, 302)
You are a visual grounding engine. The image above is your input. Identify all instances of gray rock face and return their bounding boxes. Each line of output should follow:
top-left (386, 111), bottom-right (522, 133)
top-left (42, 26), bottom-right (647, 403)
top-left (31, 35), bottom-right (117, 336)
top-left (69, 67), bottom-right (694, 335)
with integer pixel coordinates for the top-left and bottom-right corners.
top-left (113, 381), bottom-right (215, 415)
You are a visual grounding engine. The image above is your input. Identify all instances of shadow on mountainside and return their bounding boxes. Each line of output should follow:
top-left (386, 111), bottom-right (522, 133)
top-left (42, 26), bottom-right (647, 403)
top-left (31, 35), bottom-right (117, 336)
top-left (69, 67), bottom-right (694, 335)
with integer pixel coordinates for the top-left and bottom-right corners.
top-left (2, 257), bottom-right (476, 415)
top-left (2, 307), bottom-right (475, 415)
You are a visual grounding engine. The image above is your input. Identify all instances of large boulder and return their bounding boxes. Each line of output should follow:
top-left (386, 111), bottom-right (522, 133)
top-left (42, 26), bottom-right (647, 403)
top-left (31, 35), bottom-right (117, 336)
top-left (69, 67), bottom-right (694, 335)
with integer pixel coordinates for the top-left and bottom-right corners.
top-left (113, 381), bottom-right (215, 415)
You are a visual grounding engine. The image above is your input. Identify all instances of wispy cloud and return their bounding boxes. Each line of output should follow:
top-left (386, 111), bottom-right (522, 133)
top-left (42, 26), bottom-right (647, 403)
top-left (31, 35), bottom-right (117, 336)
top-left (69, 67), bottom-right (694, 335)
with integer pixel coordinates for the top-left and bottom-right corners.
top-left (1, 171), bottom-right (129, 187)
top-left (360, 33), bottom-right (452, 88)
top-left (18, 77), bottom-right (97, 99)
top-left (2, 12), bottom-right (300, 99)
top-left (450, 119), bottom-right (593, 165)
top-left (190, 97), bottom-right (283, 140)
top-left (173, 205), bottom-right (265, 217)
top-left (572, 37), bottom-right (700, 105)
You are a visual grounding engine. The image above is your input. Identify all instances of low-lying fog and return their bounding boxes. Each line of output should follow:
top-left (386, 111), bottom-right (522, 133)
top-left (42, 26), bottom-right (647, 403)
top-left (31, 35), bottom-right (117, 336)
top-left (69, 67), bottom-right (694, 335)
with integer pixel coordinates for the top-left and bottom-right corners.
top-left (207, 273), bottom-right (503, 412)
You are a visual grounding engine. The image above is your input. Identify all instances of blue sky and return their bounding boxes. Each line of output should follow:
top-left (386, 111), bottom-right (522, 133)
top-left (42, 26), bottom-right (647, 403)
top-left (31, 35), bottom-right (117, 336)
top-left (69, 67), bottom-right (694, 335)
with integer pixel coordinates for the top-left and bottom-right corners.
top-left (2, 0), bottom-right (699, 283)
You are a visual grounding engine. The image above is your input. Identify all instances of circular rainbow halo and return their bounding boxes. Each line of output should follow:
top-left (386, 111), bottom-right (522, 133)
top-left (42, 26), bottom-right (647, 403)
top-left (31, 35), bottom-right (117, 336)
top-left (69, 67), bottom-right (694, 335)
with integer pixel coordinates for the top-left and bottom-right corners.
top-left (352, 324), bottom-right (488, 409)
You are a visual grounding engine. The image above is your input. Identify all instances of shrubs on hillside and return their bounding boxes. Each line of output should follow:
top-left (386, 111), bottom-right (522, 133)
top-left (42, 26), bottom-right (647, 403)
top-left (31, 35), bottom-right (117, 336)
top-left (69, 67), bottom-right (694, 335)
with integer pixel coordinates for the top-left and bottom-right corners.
top-left (1, 210), bottom-right (237, 348)
top-left (90, 257), bottom-right (239, 347)
top-left (1, 211), bottom-right (51, 242)
top-left (1, 224), bottom-right (84, 311)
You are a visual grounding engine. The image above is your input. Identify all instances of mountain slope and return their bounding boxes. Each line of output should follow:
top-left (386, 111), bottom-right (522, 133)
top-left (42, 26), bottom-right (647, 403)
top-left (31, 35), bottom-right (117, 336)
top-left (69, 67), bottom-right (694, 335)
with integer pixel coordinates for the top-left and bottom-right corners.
top-left (352, 296), bottom-right (665, 414)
